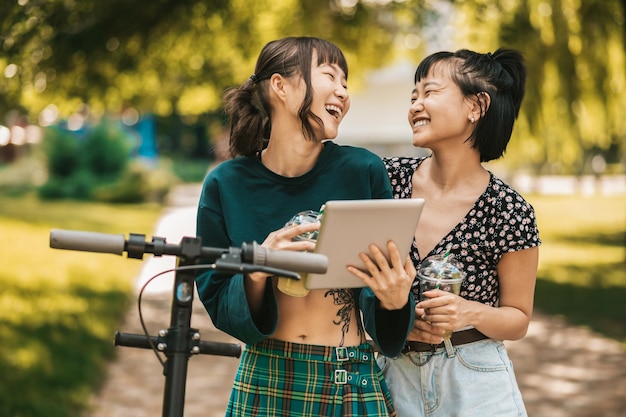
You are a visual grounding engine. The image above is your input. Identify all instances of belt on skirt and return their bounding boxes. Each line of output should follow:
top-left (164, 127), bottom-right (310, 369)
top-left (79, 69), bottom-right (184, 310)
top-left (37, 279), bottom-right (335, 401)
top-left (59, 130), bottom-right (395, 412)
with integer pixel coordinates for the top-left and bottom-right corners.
top-left (401, 328), bottom-right (489, 353)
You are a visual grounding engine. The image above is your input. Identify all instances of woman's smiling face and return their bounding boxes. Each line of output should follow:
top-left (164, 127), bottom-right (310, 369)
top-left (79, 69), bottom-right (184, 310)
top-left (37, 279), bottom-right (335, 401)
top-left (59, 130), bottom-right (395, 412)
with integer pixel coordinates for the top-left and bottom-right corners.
top-left (307, 58), bottom-right (350, 141)
top-left (408, 62), bottom-right (474, 149)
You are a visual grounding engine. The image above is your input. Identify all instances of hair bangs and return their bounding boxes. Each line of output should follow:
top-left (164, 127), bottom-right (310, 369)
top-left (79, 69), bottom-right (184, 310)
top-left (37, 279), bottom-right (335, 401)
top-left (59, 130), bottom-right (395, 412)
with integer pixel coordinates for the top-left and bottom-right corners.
top-left (313, 39), bottom-right (349, 79)
top-left (414, 51), bottom-right (454, 83)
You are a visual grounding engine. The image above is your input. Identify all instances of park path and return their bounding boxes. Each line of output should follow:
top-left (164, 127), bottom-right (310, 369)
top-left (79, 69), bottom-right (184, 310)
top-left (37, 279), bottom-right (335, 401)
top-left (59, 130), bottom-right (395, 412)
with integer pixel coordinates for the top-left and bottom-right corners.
top-left (87, 184), bottom-right (626, 417)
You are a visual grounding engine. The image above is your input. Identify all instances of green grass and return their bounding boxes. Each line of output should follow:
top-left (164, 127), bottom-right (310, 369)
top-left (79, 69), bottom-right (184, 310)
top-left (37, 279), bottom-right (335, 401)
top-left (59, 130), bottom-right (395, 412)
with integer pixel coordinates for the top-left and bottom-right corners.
top-left (528, 193), bottom-right (626, 345)
top-left (0, 194), bottom-right (162, 417)
top-left (0, 191), bottom-right (624, 417)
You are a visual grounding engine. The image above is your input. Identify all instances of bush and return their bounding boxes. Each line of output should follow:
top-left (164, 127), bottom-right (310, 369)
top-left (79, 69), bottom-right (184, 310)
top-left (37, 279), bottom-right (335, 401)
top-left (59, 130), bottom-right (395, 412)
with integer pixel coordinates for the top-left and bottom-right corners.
top-left (81, 121), bottom-right (131, 178)
top-left (40, 127), bottom-right (81, 178)
top-left (171, 158), bottom-right (210, 183)
top-left (38, 120), bottom-right (175, 203)
top-left (92, 161), bottom-right (177, 203)
top-left (37, 169), bottom-right (95, 200)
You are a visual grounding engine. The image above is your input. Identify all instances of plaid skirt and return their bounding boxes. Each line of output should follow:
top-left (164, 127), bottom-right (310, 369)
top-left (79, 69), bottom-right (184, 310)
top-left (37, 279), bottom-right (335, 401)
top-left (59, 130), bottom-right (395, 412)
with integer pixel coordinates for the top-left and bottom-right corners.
top-left (225, 338), bottom-right (396, 417)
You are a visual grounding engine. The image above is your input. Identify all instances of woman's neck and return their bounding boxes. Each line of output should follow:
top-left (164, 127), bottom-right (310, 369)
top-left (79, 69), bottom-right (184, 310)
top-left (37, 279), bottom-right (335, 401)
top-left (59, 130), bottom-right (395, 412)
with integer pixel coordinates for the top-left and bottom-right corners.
top-left (260, 139), bottom-right (324, 177)
top-left (423, 152), bottom-right (488, 194)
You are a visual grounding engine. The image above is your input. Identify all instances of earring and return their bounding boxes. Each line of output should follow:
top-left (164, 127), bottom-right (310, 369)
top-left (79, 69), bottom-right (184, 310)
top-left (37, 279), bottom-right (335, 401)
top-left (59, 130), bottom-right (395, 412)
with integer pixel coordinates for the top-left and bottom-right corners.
top-left (470, 116), bottom-right (475, 124)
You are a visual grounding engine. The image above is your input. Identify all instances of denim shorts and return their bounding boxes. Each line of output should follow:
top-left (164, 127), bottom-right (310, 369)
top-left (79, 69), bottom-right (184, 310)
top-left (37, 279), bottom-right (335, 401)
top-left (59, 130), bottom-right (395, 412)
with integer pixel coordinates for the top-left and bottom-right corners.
top-left (377, 339), bottom-right (527, 417)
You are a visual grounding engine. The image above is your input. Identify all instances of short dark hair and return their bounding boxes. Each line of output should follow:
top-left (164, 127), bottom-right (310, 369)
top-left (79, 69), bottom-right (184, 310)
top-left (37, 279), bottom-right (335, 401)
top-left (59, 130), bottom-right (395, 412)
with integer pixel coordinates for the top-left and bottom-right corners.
top-left (223, 37), bottom-right (348, 157)
top-left (414, 48), bottom-right (526, 162)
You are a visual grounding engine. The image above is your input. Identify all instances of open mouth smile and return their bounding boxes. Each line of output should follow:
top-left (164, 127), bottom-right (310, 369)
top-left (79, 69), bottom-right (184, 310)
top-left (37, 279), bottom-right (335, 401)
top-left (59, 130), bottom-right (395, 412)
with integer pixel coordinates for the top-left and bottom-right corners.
top-left (326, 105), bottom-right (342, 119)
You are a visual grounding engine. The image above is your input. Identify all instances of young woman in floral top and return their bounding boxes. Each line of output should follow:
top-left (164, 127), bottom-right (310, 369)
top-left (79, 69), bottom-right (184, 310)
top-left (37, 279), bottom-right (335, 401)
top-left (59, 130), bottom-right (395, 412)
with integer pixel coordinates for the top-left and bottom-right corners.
top-left (349, 48), bottom-right (540, 416)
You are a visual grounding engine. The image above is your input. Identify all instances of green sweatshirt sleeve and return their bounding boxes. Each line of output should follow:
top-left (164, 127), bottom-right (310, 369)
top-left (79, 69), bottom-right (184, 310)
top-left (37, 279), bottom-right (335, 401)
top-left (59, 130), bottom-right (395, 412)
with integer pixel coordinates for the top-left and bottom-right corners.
top-left (359, 287), bottom-right (415, 357)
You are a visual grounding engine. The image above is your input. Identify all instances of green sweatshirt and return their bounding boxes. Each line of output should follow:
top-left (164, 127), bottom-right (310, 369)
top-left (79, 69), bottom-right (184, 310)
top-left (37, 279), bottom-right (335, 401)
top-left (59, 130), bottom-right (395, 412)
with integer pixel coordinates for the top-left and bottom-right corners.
top-left (195, 141), bottom-right (414, 357)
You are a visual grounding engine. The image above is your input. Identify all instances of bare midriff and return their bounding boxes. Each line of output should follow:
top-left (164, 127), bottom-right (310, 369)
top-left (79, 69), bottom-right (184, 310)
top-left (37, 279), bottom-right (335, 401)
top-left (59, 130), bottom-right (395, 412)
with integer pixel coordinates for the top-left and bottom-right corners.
top-left (270, 282), bottom-right (366, 347)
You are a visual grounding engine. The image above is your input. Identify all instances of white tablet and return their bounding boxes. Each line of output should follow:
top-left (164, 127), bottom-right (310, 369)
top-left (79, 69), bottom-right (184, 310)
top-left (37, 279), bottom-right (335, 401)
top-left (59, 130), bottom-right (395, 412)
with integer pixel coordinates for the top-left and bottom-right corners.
top-left (304, 198), bottom-right (425, 290)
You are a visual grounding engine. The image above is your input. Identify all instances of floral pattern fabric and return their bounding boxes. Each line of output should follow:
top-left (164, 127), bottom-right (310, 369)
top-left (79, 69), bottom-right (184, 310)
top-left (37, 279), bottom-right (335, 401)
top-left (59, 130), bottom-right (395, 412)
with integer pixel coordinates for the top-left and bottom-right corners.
top-left (384, 156), bottom-right (541, 306)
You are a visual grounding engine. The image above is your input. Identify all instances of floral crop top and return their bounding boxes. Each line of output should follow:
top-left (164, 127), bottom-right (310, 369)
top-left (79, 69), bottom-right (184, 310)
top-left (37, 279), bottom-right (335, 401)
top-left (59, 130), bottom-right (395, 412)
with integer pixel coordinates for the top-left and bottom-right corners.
top-left (384, 156), bottom-right (541, 306)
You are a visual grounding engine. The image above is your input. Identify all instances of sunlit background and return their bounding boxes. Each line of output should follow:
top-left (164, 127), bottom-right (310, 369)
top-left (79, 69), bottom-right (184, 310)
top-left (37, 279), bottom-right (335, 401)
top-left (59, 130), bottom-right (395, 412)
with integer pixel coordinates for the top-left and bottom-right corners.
top-left (1, 0), bottom-right (624, 196)
top-left (0, 1), bottom-right (625, 417)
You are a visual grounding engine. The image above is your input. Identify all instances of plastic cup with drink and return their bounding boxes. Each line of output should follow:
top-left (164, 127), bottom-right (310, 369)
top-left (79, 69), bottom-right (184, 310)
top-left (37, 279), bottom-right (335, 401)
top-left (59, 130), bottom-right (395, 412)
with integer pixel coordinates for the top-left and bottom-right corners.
top-left (417, 246), bottom-right (465, 339)
top-left (276, 206), bottom-right (324, 297)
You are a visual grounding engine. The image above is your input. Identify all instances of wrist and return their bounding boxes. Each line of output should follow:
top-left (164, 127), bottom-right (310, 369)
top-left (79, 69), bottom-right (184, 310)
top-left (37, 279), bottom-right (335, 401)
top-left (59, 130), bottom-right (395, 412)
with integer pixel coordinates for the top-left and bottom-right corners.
top-left (246, 272), bottom-right (273, 283)
top-left (378, 297), bottom-right (409, 311)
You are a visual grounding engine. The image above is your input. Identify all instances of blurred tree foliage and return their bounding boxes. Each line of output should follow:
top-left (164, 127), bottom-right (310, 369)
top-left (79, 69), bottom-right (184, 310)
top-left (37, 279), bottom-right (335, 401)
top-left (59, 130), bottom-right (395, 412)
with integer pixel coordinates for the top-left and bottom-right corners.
top-left (448, 0), bottom-right (626, 174)
top-left (0, 0), bottom-right (412, 118)
top-left (1, 0), bottom-right (625, 175)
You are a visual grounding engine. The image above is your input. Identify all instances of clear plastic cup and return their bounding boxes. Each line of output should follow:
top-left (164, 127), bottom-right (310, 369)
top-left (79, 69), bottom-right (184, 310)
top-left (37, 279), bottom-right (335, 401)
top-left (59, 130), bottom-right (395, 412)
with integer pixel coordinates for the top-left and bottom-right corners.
top-left (277, 209), bottom-right (322, 297)
top-left (283, 210), bottom-right (321, 242)
top-left (417, 253), bottom-right (465, 338)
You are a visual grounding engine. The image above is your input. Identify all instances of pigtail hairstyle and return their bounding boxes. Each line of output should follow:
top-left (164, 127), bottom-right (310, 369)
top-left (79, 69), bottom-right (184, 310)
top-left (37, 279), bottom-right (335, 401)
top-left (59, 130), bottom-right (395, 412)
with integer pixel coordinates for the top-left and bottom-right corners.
top-left (469, 48), bottom-right (526, 162)
top-left (222, 78), bottom-right (267, 158)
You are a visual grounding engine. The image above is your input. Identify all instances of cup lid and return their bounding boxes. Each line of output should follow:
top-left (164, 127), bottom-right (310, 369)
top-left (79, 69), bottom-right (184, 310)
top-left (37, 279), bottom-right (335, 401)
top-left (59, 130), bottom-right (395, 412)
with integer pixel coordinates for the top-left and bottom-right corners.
top-left (419, 254), bottom-right (465, 280)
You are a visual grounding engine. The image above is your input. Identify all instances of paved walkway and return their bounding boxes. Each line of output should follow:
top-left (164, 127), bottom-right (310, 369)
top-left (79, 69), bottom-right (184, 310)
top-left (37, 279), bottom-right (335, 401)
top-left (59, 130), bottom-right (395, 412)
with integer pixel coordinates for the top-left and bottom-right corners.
top-left (87, 184), bottom-right (626, 417)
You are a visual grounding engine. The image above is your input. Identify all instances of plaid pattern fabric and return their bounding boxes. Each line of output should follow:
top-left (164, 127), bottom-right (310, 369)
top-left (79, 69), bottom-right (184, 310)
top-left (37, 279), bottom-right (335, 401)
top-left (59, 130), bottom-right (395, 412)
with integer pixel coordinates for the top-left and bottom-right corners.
top-left (225, 339), bottom-right (396, 416)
